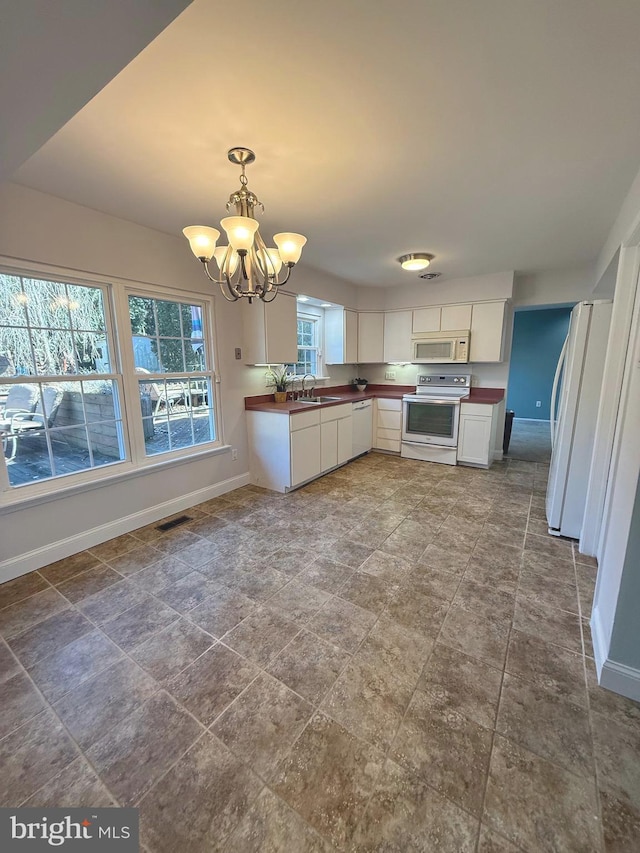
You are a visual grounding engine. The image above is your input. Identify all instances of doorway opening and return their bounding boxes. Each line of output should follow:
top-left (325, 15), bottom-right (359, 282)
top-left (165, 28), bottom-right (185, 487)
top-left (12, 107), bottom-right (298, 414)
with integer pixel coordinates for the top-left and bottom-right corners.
top-left (505, 305), bottom-right (572, 463)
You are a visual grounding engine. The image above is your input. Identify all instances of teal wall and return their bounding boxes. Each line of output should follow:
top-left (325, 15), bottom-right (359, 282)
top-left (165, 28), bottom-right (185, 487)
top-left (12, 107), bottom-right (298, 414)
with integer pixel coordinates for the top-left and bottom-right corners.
top-left (506, 307), bottom-right (572, 419)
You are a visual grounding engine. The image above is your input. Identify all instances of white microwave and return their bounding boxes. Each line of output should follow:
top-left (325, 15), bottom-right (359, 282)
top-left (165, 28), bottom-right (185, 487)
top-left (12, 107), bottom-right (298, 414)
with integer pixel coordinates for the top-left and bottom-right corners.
top-left (411, 330), bottom-right (470, 363)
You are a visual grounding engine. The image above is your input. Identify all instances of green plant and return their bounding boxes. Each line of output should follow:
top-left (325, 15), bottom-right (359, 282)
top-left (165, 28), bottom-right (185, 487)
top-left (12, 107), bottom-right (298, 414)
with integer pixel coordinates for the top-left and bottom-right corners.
top-left (266, 365), bottom-right (293, 392)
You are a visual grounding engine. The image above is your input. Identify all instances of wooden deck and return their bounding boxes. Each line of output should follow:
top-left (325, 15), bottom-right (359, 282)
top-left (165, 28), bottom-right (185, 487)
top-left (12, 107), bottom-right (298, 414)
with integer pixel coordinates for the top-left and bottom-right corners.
top-left (4, 409), bottom-right (213, 487)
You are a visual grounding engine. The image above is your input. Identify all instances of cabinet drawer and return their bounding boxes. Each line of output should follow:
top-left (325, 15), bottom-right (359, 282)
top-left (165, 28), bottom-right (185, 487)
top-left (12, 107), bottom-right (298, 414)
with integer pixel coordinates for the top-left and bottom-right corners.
top-left (376, 397), bottom-right (402, 411)
top-left (460, 403), bottom-right (493, 418)
top-left (290, 410), bottom-right (321, 431)
top-left (376, 437), bottom-right (401, 452)
top-left (320, 403), bottom-right (352, 422)
top-left (377, 409), bottom-right (402, 430)
top-left (377, 427), bottom-right (401, 441)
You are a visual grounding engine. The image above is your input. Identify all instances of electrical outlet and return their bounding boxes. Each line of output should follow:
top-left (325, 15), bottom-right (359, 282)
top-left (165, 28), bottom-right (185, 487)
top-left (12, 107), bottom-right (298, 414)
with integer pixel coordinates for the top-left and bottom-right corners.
top-left (385, 369), bottom-right (396, 380)
top-left (536, 400), bottom-right (542, 407)
top-left (231, 448), bottom-right (238, 461)
top-left (234, 347), bottom-right (242, 360)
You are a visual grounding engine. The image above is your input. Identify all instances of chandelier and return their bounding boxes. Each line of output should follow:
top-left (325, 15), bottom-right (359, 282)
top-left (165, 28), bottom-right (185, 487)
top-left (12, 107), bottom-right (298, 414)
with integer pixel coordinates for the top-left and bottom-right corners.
top-left (183, 147), bottom-right (307, 303)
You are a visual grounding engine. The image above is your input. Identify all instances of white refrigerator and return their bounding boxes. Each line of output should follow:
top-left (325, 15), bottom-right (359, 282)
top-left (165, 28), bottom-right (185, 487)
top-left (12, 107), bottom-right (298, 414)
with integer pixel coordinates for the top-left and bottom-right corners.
top-left (546, 300), bottom-right (613, 539)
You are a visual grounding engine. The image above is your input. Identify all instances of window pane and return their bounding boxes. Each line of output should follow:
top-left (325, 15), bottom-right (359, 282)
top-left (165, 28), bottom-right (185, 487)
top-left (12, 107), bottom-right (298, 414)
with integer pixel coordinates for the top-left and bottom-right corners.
top-left (0, 275), bottom-right (27, 328)
top-left (30, 328), bottom-right (75, 375)
top-left (129, 297), bottom-right (207, 374)
top-left (3, 380), bottom-right (124, 487)
top-left (158, 339), bottom-right (185, 373)
top-left (137, 375), bottom-right (215, 457)
top-left (67, 284), bottom-right (106, 332)
top-left (129, 297), bottom-right (156, 336)
top-left (23, 278), bottom-right (68, 327)
top-left (0, 326), bottom-right (32, 375)
top-left (155, 300), bottom-right (181, 337)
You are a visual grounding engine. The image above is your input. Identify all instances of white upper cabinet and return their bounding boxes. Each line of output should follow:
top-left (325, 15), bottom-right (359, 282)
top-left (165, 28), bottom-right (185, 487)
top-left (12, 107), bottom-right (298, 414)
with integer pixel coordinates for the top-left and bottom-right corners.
top-left (358, 312), bottom-right (385, 363)
top-left (383, 311), bottom-right (413, 362)
top-left (412, 307), bottom-right (441, 333)
top-left (441, 304), bottom-right (472, 331)
top-left (325, 307), bottom-right (358, 364)
top-left (470, 301), bottom-right (507, 362)
top-left (241, 292), bottom-right (297, 364)
top-left (345, 309), bottom-right (358, 363)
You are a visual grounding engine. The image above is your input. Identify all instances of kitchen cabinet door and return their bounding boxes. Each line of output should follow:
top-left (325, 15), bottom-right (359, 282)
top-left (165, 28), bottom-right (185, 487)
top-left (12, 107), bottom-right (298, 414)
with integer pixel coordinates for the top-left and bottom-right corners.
top-left (412, 307), bottom-right (441, 333)
top-left (345, 309), bottom-right (358, 363)
top-left (291, 424), bottom-right (321, 486)
top-left (325, 308), bottom-right (358, 365)
top-left (457, 412), bottom-right (492, 466)
top-left (242, 292), bottom-right (297, 364)
top-left (358, 312), bottom-right (385, 363)
top-left (470, 301), bottom-right (507, 362)
top-left (320, 421), bottom-right (338, 472)
top-left (337, 415), bottom-right (353, 465)
top-left (383, 311), bottom-right (412, 362)
top-left (441, 304), bottom-right (472, 331)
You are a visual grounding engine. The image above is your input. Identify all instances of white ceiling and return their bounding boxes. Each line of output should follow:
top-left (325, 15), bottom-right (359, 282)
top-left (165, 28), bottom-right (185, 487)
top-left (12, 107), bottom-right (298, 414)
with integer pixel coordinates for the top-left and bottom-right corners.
top-left (11, 0), bottom-right (640, 288)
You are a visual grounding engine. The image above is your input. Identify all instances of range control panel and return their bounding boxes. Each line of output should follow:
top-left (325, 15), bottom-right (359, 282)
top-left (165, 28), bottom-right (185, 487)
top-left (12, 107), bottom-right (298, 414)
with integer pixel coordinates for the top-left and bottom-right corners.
top-left (417, 374), bottom-right (471, 389)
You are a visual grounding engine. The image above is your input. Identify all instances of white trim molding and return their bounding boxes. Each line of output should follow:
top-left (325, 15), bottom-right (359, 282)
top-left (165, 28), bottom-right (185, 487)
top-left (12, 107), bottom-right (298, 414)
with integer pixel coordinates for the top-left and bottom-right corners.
top-left (591, 605), bottom-right (640, 702)
top-left (0, 471), bottom-right (250, 583)
top-left (600, 660), bottom-right (640, 703)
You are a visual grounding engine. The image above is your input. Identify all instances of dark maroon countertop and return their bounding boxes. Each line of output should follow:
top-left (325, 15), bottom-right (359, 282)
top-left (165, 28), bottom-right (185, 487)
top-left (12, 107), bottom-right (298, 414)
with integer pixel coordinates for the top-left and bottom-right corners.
top-left (460, 388), bottom-right (505, 404)
top-left (244, 383), bottom-right (410, 414)
top-left (245, 383), bottom-right (504, 413)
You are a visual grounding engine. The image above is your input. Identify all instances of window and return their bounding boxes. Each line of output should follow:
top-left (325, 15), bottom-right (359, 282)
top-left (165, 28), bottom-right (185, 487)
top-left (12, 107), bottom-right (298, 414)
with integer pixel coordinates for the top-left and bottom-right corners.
top-left (128, 295), bottom-right (216, 455)
top-left (0, 273), bottom-right (125, 488)
top-left (0, 270), bottom-right (221, 497)
top-left (287, 314), bottom-right (321, 376)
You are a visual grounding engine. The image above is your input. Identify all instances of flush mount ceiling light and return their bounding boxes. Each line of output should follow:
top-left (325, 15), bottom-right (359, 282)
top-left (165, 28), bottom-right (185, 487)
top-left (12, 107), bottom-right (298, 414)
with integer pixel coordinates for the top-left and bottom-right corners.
top-left (183, 147), bottom-right (307, 303)
top-left (398, 252), bottom-right (435, 272)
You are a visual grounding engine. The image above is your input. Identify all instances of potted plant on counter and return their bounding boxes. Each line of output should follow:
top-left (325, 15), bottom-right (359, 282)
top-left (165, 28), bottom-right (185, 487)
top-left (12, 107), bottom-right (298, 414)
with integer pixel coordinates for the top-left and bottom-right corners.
top-left (352, 377), bottom-right (369, 392)
top-left (267, 366), bottom-right (293, 403)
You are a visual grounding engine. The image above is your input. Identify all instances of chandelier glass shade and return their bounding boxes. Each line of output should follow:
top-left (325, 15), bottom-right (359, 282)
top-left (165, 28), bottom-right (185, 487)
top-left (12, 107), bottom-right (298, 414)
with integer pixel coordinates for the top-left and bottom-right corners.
top-left (183, 148), bottom-right (307, 303)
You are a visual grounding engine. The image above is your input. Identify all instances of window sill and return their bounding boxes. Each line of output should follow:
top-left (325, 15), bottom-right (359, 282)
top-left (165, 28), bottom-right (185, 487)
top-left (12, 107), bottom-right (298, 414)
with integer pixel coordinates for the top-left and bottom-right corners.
top-left (0, 443), bottom-right (232, 514)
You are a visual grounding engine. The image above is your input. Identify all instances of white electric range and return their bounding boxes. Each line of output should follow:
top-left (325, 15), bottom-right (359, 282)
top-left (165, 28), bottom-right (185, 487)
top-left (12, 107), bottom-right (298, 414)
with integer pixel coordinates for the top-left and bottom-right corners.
top-left (401, 374), bottom-right (471, 464)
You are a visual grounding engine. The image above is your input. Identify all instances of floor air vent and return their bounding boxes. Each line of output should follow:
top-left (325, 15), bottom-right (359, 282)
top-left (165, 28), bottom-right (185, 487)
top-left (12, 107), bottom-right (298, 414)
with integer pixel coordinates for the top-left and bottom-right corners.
top-left (156, 514), bottom-right (191, 532)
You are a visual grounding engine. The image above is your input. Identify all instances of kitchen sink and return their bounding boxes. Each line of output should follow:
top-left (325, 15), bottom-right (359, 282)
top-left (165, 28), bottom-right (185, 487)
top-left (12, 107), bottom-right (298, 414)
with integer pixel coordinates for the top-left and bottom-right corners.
top-left (297, 395), bottom-right (342, 404)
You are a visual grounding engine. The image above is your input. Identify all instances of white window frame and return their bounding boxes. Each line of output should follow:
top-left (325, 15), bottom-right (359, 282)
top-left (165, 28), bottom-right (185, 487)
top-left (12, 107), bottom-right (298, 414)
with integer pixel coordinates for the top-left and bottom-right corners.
top-left (288, 311), bottom-right (324, 377)
top-left (120, 287), bottom-right (221, 463)
top-left (0, 261), bottom-right (225, 507)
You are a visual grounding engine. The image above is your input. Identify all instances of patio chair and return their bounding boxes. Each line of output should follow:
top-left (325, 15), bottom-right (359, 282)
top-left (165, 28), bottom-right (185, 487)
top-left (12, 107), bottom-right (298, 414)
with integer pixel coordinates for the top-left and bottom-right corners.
top-left (0, 384), bottom-right (39, 434)
top-left (135, 368), bottom-right (185, 417)
top-left (2, 385), bottom-right (63, 460)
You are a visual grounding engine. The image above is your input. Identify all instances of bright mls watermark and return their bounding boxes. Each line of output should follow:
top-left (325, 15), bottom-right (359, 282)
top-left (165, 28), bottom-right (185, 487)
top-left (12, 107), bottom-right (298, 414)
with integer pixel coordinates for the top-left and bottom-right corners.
top-left (0, 809), bottom-right (138, 851)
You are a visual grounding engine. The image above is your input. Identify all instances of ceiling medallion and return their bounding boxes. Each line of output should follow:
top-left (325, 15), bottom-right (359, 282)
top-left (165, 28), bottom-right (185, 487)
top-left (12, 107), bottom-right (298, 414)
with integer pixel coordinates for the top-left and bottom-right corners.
top-left (397, 252), bottom-right (435, 272)
top-left (183, 148), bottom-right (307, 303)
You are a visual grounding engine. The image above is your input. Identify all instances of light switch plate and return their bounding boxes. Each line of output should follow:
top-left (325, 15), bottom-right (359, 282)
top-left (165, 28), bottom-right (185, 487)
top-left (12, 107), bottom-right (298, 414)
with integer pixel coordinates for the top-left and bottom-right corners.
top-left (235, 347), bottom-right (242, 360)
top-left (385, 369), bottom-right (396, 380)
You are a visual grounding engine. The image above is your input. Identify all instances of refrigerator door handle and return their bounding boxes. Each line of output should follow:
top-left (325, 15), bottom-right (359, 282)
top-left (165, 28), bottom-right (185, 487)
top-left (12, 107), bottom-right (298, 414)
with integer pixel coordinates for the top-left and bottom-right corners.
top-left (550, 334), bottom-right (568, 449)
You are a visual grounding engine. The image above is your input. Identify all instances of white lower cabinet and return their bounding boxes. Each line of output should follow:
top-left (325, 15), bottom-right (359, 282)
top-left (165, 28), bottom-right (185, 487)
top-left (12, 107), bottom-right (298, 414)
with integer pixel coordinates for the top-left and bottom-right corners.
top-left (291, 424), bottom-right (322, 486)
top-left (321, 404), bottom-right (353, 472)
top-left (457, 401), bottom-right (504, 468)
top-left (373, 397), bottom-right (402, 453)
top-left (247, 405), bottom-right (353, 492)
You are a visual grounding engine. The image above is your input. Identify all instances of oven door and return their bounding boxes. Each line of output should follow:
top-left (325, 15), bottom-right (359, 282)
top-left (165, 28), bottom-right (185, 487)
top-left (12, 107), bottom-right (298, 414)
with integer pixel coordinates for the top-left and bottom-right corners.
top-left (402, 397), bottom-right (460, 447)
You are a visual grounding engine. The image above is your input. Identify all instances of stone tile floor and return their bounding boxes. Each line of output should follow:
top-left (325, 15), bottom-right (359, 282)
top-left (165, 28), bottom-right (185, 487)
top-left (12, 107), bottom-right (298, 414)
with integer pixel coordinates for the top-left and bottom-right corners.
top-left (1, 452), bottom-right (639, 851)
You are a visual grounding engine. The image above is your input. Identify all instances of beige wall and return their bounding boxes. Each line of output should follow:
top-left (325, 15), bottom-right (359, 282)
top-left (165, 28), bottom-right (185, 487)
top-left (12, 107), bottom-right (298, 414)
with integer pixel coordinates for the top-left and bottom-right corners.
top-left (0, 183), bottom-right (360, 574)
top-left (513, 267), bottom-right (594, 307)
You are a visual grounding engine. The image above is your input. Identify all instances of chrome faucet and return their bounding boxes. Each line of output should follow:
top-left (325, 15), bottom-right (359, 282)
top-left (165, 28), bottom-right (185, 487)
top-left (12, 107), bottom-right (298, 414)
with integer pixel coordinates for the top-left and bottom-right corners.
top-left (301, 373), bottom-right (316, 398)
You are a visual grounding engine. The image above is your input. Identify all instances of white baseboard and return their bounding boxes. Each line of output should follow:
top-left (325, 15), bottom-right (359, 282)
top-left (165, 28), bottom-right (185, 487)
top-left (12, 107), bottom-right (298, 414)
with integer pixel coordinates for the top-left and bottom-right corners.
top-left (590, 605), bottom-right (640, 701)
top-left (0, 472), bottom-right (251, 583)
top-left (600, 659), bottom-right (640, 702)
top-left (590, 605), bottom-right (608, 679)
